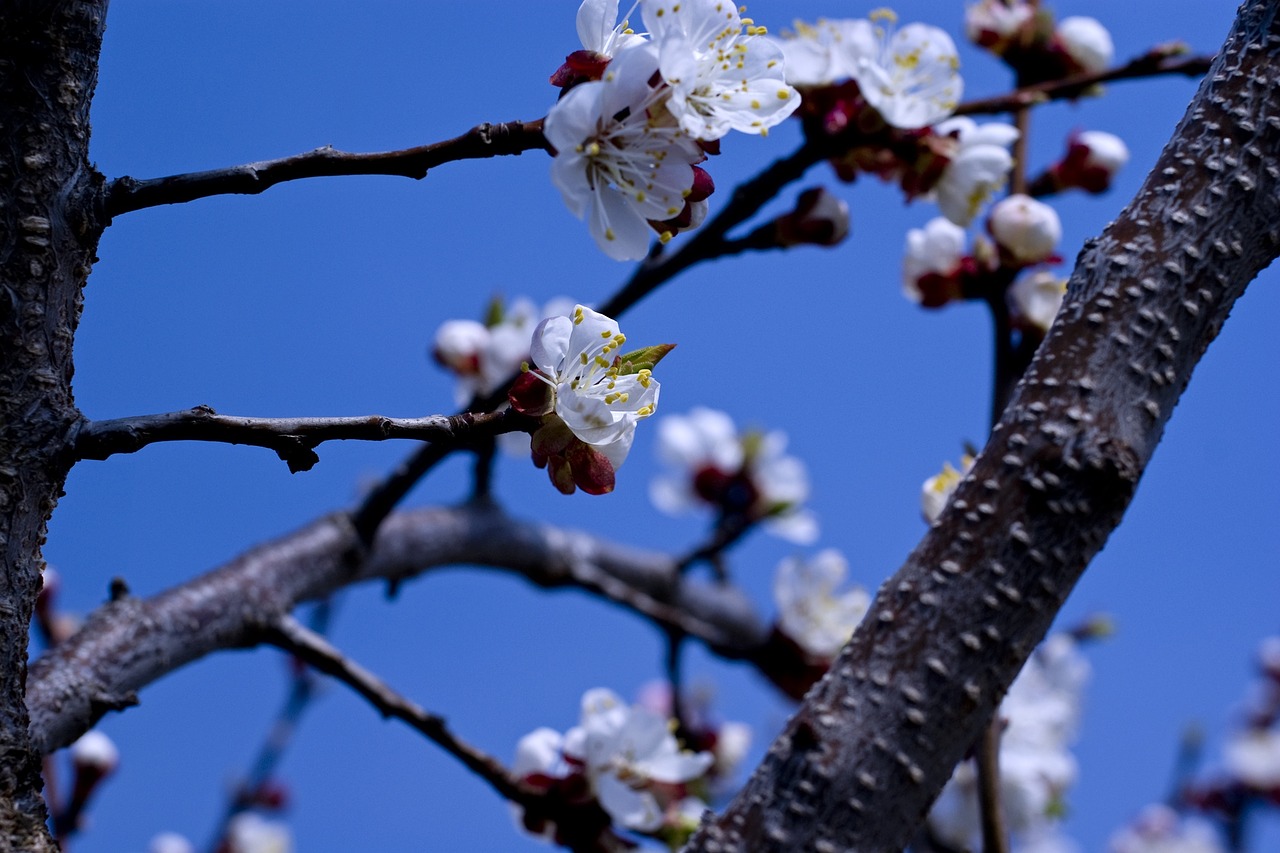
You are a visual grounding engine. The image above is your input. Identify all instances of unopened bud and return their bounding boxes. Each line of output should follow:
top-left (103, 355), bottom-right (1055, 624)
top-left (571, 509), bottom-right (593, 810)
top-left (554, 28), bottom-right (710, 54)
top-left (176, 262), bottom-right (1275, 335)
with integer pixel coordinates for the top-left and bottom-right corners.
top-left (775, 188), bottom-right (851, 247)
top-left (71, 730), bottom-right (119, 775)
top-left (1055, 16), bottom-right (1113, 75)
top-left (988, 194), bottom-right (1061, 265)
top-left (1008, 270), bottom-right (1067, 333)
top-left (1040, 130), bottom-right (1129, 195)
top-left (964, 0), bottom-right (1034, 53)
top-left (431, 320), bottom-right (488, 376)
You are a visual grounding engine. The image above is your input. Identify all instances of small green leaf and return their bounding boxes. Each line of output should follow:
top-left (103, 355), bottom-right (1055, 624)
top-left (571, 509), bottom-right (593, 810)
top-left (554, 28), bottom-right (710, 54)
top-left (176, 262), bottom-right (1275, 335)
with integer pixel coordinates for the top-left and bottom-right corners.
top-left (615, 343), bottom-right (676, 375)
top-left (483, 294), bottom-right (505, 328)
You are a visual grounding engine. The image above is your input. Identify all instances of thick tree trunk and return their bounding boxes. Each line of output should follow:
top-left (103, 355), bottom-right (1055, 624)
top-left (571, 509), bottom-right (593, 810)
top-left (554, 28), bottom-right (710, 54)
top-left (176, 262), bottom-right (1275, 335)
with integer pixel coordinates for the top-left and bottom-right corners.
top-left (0, 2), bottom-right (108, 847)
top-left (684, 2), bottom-right (1280, 850)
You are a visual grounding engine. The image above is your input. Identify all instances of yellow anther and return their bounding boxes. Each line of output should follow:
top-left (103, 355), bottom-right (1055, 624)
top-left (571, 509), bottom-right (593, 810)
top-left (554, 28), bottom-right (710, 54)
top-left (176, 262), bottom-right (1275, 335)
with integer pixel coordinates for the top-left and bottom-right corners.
top-left (580, 352), bottom-right (590, 365)
top-left (605, 227), bottom-right (616, 241)
top-left (750, 99), bottom-right (760, 108)
top-left (520, 361), bottom-right (530, 372)
top-left (777, 88), bottom-right (790, 99)
top-left (601, 329), bottom-right (613, 338)
top-left (573, 306), bottom-right (584, 323)
top-left (659, 231), bottom-right (673, 243)
top-left (595, 356), bottom-right (609, 368)
top-left (637, 405), bottom-right (655, 417)
top-left (614, 334), bottom-right (626, 345)
top-left (870, 8), bottom-right (898, 24)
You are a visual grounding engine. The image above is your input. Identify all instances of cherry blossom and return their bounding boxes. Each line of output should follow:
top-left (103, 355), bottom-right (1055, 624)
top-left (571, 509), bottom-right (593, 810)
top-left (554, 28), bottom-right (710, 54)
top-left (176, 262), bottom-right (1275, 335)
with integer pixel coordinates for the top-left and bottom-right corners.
top-left (1011, 270), bottom-right (1068, 333)
top-left (771, 18), bottom-right (877, 86)
top-left (640, 0), bottom-right (799, 140)
top-left (989, 194), bottom-right (1063, 265)
top-left (965, 0), bottom-right (1035, 52)
top-left (1045, 129), bottom-right (1130, 194)
top-left (772, 549), bottom-right (870, 659)
top-left (225, 813), bottom-right (293, 853)
top-left (1109, 805), bottom-right (1225, 853)
top-left (432, 297), bottom-right (572, 404)
top-left (650, 407), bottom-right (818, 543)
top-left (929, 635), bottom-right (1089, 850)
top-left (1055, 16), bottom-right (1114, 75)
top-left (512, 305), bottom-right (663, 494)
top-left (852, 9), bottom-right (962, 129)
top-left (546, 42), bottom-right (704, 260)
top-left (903, 216), bottom-right (968, 306)
top-left (148, 833), bottom-right (196, 853)
top-left (921, 452), bottom-right (974, 523)
top-left (930, 116), bottom-right (1019, 226)
top-left (576, 0), bottom-right (645, 57)
top-left (1225, 728), bottom-right (1280, 790)
top-left (515, 688), bottom-right (714, 834)
top-left (773, 187), bottom-right (851, 247)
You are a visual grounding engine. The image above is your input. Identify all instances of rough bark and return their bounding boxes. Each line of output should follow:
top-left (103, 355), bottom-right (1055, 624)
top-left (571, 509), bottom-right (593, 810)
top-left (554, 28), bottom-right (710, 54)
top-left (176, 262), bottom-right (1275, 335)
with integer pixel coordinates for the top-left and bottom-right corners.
top-left (25, 504), bottom-right (767, 755)
top-left (683, 2), bottom-right (1280, 850)
top-left (0, 2), bottom-right (108, 848)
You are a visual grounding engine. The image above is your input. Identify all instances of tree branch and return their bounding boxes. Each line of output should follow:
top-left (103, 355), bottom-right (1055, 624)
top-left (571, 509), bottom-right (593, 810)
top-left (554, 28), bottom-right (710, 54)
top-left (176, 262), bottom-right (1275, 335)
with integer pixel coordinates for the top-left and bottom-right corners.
top-left (683, 3), bottom-right (1280, 850)
top-left (955, 51), bottom-right (1214, 116)
top-left (102, 119), bottom-right (549, 217)
top-left (262, 613), bottom-right (527, 805)
top-left (72, 406), bottom-right (527, 473)
top-left (25, 503), bottom-right (769, 755)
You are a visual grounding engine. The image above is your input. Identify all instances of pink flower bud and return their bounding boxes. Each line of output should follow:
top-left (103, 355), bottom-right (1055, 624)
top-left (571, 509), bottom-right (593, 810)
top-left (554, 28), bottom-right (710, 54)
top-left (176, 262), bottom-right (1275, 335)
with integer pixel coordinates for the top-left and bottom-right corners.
top-left (431, 319), bottom-right (488, 376)
top-left (988, 194), bottom-right (1062, 265)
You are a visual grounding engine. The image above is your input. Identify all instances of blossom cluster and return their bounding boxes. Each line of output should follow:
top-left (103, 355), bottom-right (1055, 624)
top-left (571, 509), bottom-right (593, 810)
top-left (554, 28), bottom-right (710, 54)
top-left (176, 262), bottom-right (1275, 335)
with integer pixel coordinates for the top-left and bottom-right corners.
top-left (965, 1), bottom-right (1115, 85)
top-left (771, 549), bottom-right (870, 661)
top-left (513, 688), bottom-right (716, 842)
top-left (650, 407), bottom-right (817, 544)
top-left (546, 0), bottom-right (800, 259)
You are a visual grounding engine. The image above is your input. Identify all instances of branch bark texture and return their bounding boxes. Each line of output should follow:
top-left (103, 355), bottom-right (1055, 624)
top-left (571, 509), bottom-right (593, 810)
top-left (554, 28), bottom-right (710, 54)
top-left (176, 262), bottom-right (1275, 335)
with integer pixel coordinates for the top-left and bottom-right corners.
top-left (0, 3), bottom-right (109, 849)
top-left (25, 504), bottom-right (767, 755)
top-left (683, 3), bottom-right (1280, 850)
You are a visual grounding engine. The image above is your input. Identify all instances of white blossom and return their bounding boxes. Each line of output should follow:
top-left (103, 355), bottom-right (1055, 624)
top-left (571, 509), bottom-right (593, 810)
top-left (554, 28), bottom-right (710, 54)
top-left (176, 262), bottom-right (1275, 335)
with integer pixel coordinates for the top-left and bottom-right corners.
top-left (902, 216), bottom-right (967, 304)
top-left (965, 0), bottom-right (1034, 46)
top-left (989, 194), bottom-right (1062, 264)
top-left (771, 18), bottom-right (877, 86)
top-left (1224, 728), bottom-right (1280, 790)
top-left (773, 550), bottom-right (870, 659)
top-left (650, 407), bottom-right (817, 543)
top-left (641, 0), bottom-right (799, 140)
top-left (931, 116), bottom-right (1019, 226)
top-left (930, 635), bottom-right (1089, 850)
top-left (525, 305), bottom-right (659, 469)
top-left (576, 0), bottom-right (646, 57)
top-left (148, 833), bottom-right (196, 853)
top-left (1011, 270), bottom-right (1068, 332)
top-left (1056, 16), bottom-right (1114, 74)
top-left (546, 42), bottom-right (703, 260)
top-left (921, 453), bottom-right (974, 523)
top-left (433, 298), bottom-right (571, 405)
top-left (562, 688), bottom-right (714, 831)
top-left (226, 813), bottom-right (292, 853)
top-left (852, 9), bottom-right (962, 129)
top-left (1109, 805), bottom-right (1226, 853)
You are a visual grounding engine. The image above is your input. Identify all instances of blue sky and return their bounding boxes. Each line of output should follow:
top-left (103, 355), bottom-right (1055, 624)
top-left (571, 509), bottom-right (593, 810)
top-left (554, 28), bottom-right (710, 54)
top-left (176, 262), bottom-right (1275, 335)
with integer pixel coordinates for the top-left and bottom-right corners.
top-left (43, 1), bottom-right (1279, 850)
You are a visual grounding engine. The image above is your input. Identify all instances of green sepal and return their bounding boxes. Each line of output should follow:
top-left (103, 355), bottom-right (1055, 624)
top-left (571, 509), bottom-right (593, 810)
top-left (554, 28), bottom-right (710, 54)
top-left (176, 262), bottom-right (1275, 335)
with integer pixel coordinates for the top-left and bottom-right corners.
top-left (615, 343), bottom-right (676, 375)
top-left (483, 294), bottom-right (505, 328)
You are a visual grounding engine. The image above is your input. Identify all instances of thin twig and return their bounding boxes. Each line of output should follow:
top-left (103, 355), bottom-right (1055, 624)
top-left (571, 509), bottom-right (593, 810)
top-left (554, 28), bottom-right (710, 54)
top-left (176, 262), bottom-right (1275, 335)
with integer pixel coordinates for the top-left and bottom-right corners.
top-left (207, 600), bottom-right (334, 853)
top-left (976, 720), bottom-right (1009, 853)
top-left (103, 119), bottom-right (549, 217)
top-left (73, 406), bottom-right (527, 473)
top-left (1011, 106), bottom-right (1031, 196)
top-left (263, 613), bottom-right (529, 806)
top-left (955, 52), bottom-right (1213, 116)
